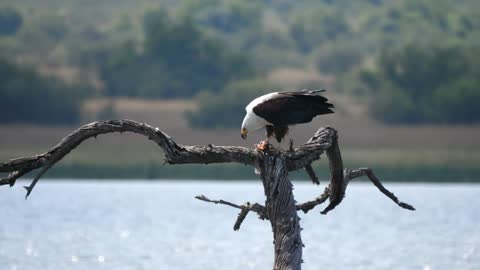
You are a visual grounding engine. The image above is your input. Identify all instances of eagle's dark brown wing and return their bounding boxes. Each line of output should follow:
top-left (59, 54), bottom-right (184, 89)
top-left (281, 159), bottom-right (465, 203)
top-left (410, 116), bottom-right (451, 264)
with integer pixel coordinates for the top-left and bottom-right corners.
top-left (252, 90), bottom-right (334, 125)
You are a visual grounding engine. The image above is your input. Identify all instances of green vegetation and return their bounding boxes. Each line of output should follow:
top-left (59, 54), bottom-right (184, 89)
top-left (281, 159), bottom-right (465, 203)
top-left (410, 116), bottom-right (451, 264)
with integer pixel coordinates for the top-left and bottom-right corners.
top-left (99, 8), bottom-right (253, 98)
top-left (290, 7), bottom-right (350, 54)
top-left (315, 43), bottom-right (363, 75)
top-left (1, 0), bottom-right (479, 182)
top-left (184, 0), bottom-right (480, 127)
top-left (186, 79), bottom-right (278, 128)
top-left (0, 1), bottom-right (479, 130)
top-left (0, 59), bottom-right (90, 125)
top-left (2, 1), bottom-right (479, 101)
top-left (359, 45), bottom-right (480, 124)
top-left (0, 7), bottom-right (22, 36)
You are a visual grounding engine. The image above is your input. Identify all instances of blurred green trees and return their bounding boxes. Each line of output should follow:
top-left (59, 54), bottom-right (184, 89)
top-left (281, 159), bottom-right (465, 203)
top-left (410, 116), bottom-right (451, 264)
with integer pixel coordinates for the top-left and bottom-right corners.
top-left (0, 7), bottom-right (22, 36)
top-left (193, 1), bottom-right (262, 33)
top-left (186, 79), bottom-right (278, 128)
top-left (289, 8), bottom-right (349, 53)
top-left (363, 45), bottom-right (480, 124)
top-left (315, 43), bottom-right (363, 75)
top-left (32, 15), bottom-right (68, 41)
top-left (99, 8), bottom-right (253, 98)
top-left (0, 59), bottom-right (90, 125)
top-left (1, 0), bottom-right (480, 126)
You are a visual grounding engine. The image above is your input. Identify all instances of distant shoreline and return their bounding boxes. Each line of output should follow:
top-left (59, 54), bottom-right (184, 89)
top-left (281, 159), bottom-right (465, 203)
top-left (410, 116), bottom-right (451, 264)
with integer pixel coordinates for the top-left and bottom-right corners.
top-left (12, 162), bottom-right (480, 183)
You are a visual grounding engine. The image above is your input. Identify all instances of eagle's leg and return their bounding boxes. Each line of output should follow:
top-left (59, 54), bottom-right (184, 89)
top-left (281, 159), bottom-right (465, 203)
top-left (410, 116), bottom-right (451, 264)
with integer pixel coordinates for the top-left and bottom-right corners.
top-left (273, 125), bottom-right (289, 143)
top-left (266, 125), bottom-right (274, 144)
top-left (256, 125), bottom-right (274, 151)
top-left (257, 125), bottom-right (289, 150)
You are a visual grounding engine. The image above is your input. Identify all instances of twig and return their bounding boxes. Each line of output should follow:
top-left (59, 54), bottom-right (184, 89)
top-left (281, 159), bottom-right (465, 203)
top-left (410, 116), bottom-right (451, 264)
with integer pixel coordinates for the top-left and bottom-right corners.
top-left (288, 139), bottom-right (294, 152)
top-left (23, 162), bottom-right (53, 199)
top-left (234, 207), bottom-right (250, 231)
top-left (296, 186), bottom-right (329, 213)
top-left (0, 170), bottom-right (27, 187)
top-left (345, 168), bottom-right (415, 211)
top-left (304, 163), bottom-right (319, 185)
top-left (320, 130), bottom-right (345, 214)
top-left (286, 127), bottom-right (336, 171)
top-left (195, 195), bottom-right (267, 230)
top-left (317, 167), bottom-right (415, 215)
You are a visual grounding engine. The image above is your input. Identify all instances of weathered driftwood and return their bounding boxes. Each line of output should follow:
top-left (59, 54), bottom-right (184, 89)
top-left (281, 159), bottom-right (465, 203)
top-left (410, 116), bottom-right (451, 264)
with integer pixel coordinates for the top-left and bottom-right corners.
top-left (0, 119), bottom-right (414, 270)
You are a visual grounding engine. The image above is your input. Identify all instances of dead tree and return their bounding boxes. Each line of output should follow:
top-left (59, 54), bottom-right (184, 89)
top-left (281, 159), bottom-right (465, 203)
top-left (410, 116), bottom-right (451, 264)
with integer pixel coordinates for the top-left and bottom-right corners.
top-left (0, 120), bottom-right (414, 270)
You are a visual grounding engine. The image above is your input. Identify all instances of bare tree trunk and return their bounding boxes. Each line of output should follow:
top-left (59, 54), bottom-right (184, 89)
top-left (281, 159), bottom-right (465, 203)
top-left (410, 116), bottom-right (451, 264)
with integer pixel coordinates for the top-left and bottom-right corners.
top-left (258, 153), bottom-right (302, 270)
top-left (0, 120), bottom-right (414, 270)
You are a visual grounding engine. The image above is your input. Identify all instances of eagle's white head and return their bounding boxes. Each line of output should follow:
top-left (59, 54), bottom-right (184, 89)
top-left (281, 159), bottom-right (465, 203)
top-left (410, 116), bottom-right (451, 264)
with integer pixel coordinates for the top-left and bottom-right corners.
top-left (241, 110), bottom-right (266, 140)
top-left (241, 92), bottom-right (276, 140)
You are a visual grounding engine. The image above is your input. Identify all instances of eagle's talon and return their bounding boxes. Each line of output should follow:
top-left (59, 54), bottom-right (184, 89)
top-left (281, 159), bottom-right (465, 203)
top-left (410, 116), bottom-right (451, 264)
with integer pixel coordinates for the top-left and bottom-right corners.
top-left (255, 140), bottom-right (270, 151)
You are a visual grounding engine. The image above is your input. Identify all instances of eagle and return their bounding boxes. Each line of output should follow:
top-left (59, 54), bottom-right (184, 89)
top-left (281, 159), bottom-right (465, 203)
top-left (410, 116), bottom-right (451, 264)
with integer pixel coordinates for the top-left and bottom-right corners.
top-left (240, 90), bottom-right (334, 149)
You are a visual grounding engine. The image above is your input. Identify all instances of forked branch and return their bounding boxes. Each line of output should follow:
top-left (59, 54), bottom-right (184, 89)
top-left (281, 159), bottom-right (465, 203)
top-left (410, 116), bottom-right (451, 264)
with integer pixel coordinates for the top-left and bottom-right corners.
top-left (195, 195), bottom-right (267, 230)
top-left (296, 167), bottom-right (415, 215)
top-left (199, 165), bottom-right (415, 224)
top-left (343, 168), bottom-right (415, 211)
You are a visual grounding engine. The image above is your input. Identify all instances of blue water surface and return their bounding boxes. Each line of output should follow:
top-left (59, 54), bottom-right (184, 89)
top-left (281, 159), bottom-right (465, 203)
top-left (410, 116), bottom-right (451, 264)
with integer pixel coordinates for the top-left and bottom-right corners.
top-left (1, 180), bottom-right (479, 270)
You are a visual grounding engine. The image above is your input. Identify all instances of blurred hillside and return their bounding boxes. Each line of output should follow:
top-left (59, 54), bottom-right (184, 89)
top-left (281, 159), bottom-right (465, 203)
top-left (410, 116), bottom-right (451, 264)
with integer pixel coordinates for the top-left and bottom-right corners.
top-left (1, 0), bottom-right (480, 124)
top-left (1, 0), bottom-right (480, 180)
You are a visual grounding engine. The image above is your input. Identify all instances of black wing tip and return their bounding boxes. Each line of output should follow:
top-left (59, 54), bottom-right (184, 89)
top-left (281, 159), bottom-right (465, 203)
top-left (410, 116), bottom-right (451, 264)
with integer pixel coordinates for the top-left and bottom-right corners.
top-left (282, 89), bottom-right (328, 95)
top-left (309, 89), bottom-right (327, 93)
top-left (319, 108), bottom-right (334, 115)
top-left (299, 89), bottom-right (327, 94)
top-left (292, 90), bottom-right (335, 112)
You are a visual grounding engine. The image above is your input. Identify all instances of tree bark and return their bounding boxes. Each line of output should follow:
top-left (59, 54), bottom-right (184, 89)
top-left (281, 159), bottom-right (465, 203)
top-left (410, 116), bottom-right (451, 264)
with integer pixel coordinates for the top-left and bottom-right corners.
top-left (0, 120), bottom-right (414, 270)
top-left (258, 152), bottom-right (302, 270)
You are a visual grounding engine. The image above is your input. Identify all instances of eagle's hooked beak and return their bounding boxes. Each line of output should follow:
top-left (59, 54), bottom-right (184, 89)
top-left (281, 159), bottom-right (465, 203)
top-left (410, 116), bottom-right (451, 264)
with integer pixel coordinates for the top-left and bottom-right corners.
top-left (241, 128), bottom-right (248, 140)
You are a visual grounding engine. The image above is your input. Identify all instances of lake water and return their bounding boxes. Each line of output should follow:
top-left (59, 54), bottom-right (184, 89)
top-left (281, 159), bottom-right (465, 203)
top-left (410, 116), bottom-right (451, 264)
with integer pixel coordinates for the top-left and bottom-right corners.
top-left (0, 180), bottom-right (479, 270)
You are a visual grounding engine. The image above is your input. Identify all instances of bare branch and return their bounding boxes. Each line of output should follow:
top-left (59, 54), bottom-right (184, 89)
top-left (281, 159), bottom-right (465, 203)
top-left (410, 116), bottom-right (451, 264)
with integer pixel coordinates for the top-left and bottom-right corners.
top-left (1, 122), bottom-right (415, 215)
top-left (296, 186), bottom-right (329, 213)
top-left (234, 208), bottom-right (251, 231)
top-left (288, 139), bottom-right (294, 152)
top-left (0, 170), bottom-right (27, 187)
top-left (195, 195), bottom-right (267, 230)
top-left (295, 166), bottom-right (416, 215)
top-left (0, 120), bottom-right (256, 198)
top-left (23, 162), bottom-right (53, 199)
top-left (304, 163), bottom-right (320, 185)
top-left (294, 128), bottom-right (414, 215)
top-left (0, 123), bottom-right (341, 199)
top-left (320, 132), bottom-right (345, 214)
top-left (286, 127), bottom-right (336, 171)
top-left (195, 194), bottom-right (243, 209)
top-left (345, 168), bottom-right (416, 211)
